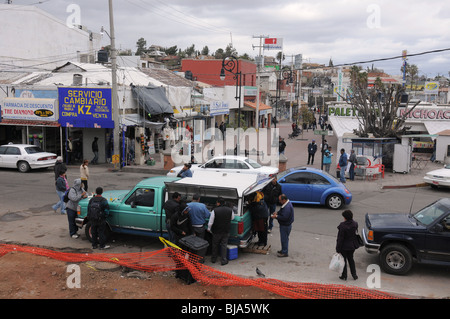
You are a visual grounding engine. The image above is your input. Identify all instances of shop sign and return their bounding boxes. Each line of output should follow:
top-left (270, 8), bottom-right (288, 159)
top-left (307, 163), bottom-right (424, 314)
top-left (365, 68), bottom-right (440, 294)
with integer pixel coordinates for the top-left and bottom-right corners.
top-left (210, 101), bottom-right (229, 116)
top-left (328, 106), bottom-right (359, 117)
top-left (58, 87), bottom-right (113, 128)
top-left (2, 98), bottom-right (56, 121)
top-left (399, 108), bottom-right (450, 120)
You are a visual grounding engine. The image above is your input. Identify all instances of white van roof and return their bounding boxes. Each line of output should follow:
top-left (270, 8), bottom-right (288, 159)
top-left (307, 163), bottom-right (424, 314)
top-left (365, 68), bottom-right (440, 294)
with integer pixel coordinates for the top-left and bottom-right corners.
top-left (167, 171), bottom-right (272, 198)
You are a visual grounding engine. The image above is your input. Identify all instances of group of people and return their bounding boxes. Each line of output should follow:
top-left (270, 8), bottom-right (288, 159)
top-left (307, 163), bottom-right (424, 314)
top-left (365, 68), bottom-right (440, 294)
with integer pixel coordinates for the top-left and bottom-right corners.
top-left (52, 154), bottom-right (110, 249)
top-left (338, 148), bottom-right (357, 183)
top-left (163, 192), bottom-right (234, 265)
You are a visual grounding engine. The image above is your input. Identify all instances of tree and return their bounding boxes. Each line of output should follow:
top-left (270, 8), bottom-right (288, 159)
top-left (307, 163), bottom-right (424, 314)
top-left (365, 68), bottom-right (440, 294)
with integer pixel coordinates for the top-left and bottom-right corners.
top-left (164, 45), bottom-right (178, 56)
top-left (401, 63), bottom-right (419, 91)
top-left (135, 37), bottom-right (147, 56)
top-left (201, 46), bottom-right (210, 56)
top-left (343, 66), bottom-right (419, 138)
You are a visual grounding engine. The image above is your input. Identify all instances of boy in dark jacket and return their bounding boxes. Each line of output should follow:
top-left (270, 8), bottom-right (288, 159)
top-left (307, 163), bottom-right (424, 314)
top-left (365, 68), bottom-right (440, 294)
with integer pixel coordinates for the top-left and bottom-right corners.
top-left (88, 187), bottom-right (110, 249)
top-left (170, 205), bottom-right (192, 244)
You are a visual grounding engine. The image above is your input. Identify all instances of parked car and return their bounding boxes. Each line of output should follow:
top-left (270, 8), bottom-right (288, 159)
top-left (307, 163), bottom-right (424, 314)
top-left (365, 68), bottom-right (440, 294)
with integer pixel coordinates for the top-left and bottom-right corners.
top-left (167, 155), bottom-right (278, 178)
top-left (362, 198), bottom-right (450, 275)
top-left (423, 164), bottom-right (450, 188)
top-left (76, 172), bottom-right (273, 248)
top-left (0, 144), bottom-right (57, 172)
top-left (277, 166), bottom-right (352, 210)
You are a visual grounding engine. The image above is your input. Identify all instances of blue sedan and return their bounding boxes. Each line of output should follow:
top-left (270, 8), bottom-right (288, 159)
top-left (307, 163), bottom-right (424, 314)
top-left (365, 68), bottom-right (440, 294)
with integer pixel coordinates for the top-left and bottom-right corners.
top-left (277, 167), bottom-right (352, 209)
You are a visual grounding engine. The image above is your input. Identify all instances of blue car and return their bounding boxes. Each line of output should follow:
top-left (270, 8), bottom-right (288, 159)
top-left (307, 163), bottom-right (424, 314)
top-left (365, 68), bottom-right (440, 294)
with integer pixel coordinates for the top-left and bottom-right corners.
top-left (277, 167), bottom-right (352, 209)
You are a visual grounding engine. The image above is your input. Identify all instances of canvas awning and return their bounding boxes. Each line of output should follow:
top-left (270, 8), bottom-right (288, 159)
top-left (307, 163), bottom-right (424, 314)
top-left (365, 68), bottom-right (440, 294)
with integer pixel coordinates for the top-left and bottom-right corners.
top-left (131, 85), bottom-right (173, 115)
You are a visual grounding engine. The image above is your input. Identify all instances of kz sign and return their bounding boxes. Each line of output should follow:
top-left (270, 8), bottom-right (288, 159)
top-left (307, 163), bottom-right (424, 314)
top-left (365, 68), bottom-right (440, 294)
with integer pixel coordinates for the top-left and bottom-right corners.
top-left (58, 87), bottom-right (113, 128)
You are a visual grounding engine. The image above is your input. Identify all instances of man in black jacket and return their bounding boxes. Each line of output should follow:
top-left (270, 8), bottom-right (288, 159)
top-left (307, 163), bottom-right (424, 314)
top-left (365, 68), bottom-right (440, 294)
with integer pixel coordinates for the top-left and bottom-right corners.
top-left (307, 139), bottom-right (317, 165)
top-left (170, 205), bottom-right (192, 245)
top-left (208, 197), bottom-right (234, 265)
top-left (263, 177), bottom-right (282, 232)
top-left (163, 192), bottom-right (182, 243)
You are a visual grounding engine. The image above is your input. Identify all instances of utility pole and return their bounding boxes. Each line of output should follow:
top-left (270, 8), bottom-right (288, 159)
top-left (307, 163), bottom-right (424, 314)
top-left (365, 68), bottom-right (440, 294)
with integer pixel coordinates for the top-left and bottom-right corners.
top-left (108, 0), bottom-right (120, 170)
top-left (252, 35), bottom-right (268, 130)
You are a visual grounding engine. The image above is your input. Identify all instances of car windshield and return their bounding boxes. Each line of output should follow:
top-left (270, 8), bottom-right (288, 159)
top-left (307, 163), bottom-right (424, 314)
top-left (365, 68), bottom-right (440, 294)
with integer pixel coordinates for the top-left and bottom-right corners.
top-left (245, 158), bottom-right (261, 168)
top-left (413, 200), bottom-right (448, 226)
top-left (24, 146), bottom-right (44, 154)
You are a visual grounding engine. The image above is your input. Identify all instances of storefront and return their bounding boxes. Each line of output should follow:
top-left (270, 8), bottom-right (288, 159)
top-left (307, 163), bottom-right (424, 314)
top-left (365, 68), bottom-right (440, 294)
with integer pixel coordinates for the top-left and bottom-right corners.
top-left (58, 86), bottom-right (114, 164)
top-left (1, 97), bottom-right (62, 154)
top-left (327, 102), bottom-right (450, 167)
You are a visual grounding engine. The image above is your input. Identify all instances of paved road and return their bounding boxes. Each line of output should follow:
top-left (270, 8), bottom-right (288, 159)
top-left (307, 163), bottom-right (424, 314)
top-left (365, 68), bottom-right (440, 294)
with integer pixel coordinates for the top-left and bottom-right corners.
top-left (0, 160), bottom-right (449, 299)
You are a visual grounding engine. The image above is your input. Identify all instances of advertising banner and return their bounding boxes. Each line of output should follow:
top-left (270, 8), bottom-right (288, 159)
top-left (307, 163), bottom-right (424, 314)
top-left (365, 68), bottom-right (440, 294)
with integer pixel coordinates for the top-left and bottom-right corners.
top-left (263, 38), bottom-right (283, 50)
top-left (58, 87), bottom-right (113, 128)
top-left (210, 101), bottom-right (229, 116)
top-left (2, 98), bottom-right (56, 121)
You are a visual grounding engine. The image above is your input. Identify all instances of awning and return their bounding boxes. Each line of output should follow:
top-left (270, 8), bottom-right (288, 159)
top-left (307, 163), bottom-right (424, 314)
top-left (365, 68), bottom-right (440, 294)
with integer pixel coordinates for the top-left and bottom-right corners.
top-left (423, 121), bottom-right (450, 135)
top-left (244, 101), bottom-right (272, 112)
top-left (328, 116), bottom-right (360, 138)
top-left (0, 119), bottom-right (60, 127)
top-left (131, 85), bottom-right (173, 115)
top-left (120, 113), bottom-right (165, 130)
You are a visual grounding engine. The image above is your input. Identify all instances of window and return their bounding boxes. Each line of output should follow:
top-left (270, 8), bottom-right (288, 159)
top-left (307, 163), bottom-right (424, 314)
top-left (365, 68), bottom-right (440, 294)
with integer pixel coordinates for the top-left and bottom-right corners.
top-left (309, 173), bottom-right (331, 185)
top-left (284, 172), bottom-right (309, 184)
top-left (24, 146), bottom-right (44, 154)
top-left (0, 146), bottom-right (7, 154)
top-left (204, 159), bottom-right (224, 168)
top-left (125, 188), bottom-right (155, 207)
top-left (5, 147), bottom-right (20, 155)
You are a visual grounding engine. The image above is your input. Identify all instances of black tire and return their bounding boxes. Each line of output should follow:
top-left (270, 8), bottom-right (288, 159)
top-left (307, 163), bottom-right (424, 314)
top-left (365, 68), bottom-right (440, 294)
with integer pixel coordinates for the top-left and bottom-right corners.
top-left (17, 161), bottom-right (30, 173)
top-left (379, 243), bottom-right (413, 275)
top-left (326, 194), bottom-right (344, 210)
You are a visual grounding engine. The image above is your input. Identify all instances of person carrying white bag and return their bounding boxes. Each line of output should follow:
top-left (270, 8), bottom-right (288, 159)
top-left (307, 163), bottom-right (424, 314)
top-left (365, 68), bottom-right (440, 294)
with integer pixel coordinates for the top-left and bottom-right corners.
top-left (329, 253), bottom-right (345, 273)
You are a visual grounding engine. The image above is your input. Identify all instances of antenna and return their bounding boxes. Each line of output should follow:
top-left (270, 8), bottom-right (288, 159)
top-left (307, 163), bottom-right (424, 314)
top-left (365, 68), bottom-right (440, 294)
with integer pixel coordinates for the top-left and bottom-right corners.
top-left (409, 185), bottom-right (419, 216)
top-left (229, 32), bottom-right (233, 48)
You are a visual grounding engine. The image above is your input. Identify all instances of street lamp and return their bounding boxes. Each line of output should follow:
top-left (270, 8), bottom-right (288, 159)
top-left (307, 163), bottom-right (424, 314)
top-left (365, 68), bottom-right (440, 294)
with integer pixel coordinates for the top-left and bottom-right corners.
top-left (220, 56), bottom-right (242, 153)
top-left (220, 56), bottom-right (242, 127)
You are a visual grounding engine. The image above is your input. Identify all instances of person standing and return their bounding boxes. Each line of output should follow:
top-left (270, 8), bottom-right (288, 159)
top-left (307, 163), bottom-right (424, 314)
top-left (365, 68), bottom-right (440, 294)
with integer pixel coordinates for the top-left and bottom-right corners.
top-left (66, 179), bottom-right (87, 239)
top-left (263, 177), bottom-right (282, 233)
top-left (52, 170), bottom-right (68, 214)
top-left (91, 137), bottom-right (99, 164)
top-left (187, 194), bottom-right (210, 238)
top-left (208, 197), bottom-right (234, 265)
top-left (88, 187), bottom-right (110, 249)
top-left (307, 139), bottom-right (317, 165)
top-left (54, 156), bottom-right (67, 180)
top-left (336, 210), bottom-right (359, 280)
top-left (66, 137), bottom-right (73, 164)
top-left (348, 150), bottom-right (357, 181)
top-left (278, 136), bottom-right (286, 155)
top-left (163, 192), bottom-right (182, 243)
top-left (80, 159), bottom-right (89, 192)
top-left (271, 194), bottom-right (294, 257)
top-left (339, 148), bottom-right (348, 183)
top-left (323, 147), bottom-right (333, 173)
top-left (249, 191), bottom-right (269, 246)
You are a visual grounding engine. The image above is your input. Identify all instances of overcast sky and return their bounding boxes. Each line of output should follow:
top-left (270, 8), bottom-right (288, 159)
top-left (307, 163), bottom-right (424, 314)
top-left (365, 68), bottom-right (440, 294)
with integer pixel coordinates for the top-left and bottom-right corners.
top-left (17, 0), bottom-right (450, 77)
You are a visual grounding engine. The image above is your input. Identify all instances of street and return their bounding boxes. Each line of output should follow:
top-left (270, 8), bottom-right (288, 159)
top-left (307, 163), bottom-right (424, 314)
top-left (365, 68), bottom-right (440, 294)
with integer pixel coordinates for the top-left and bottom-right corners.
top-left (0, 164), bottom-right (449, 299)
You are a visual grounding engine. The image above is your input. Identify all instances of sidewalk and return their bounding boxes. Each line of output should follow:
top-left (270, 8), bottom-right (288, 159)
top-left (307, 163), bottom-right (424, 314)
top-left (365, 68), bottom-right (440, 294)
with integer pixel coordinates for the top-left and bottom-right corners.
top-left (115, 120), bottom-right (441, 190)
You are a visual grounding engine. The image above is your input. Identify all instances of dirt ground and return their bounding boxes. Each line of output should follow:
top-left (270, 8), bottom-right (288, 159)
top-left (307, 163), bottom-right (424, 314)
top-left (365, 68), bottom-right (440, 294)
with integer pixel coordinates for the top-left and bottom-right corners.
top-left (0, 251), bottom-right (285, 299)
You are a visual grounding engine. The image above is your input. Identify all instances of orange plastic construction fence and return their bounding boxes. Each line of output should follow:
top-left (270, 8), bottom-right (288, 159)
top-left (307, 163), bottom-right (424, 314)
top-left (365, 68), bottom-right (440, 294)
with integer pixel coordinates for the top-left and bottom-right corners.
top-left (0, 243), bottom-right (400, 299)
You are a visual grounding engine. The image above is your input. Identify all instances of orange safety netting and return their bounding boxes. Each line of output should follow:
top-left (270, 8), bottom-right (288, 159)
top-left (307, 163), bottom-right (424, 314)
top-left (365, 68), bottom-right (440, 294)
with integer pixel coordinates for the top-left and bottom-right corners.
top-left (0, 243), bottom-right (400, 299)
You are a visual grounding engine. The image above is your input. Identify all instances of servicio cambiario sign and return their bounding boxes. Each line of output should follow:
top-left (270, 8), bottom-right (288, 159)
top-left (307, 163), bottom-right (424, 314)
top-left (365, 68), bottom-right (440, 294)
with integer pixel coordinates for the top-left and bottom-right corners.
top-left (58, 87), bottom-right (113, 128)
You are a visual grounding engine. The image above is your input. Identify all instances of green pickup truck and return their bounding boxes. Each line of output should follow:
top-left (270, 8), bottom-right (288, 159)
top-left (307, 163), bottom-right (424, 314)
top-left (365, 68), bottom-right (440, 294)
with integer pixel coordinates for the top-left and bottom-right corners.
top-left (76, 171), bottom-right (272, 248)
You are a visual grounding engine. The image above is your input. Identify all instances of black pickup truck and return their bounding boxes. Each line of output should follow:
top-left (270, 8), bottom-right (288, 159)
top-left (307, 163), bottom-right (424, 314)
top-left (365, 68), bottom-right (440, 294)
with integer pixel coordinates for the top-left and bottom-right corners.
top-left (362, 198), bottom-right (450, 275)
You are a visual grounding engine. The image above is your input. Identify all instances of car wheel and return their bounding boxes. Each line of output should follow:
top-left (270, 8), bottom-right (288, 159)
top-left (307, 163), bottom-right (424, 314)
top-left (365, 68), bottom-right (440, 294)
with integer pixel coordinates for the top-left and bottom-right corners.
top-left (326, 194), bottom-right (344, 210)
top-left (380, 243), bottom-right (413, 275)
top-left (17, 161), bottom-right (30, 173)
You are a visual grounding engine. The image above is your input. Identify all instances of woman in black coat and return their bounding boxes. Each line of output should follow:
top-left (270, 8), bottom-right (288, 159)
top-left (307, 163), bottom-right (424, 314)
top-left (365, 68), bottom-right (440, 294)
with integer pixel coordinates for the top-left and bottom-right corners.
top-left (336, 210), bottom-right (359, 280)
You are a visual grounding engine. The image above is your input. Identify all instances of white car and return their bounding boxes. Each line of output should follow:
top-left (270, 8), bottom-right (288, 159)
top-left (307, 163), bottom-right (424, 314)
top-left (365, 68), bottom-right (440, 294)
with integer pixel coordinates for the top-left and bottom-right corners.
top-left (423, 164), bottom-right (450, 188)
top-left (167, 155), bottom-right (279, 178)
top-left (0, 144), bottom-right (57, 172)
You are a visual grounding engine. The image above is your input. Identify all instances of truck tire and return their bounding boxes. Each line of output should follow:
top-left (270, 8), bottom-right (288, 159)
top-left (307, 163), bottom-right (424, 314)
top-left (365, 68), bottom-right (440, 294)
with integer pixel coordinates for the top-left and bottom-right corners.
top-left (84, 221), bottom-right (112, 244)
top-left (380, 243), bottom-right (413, 275)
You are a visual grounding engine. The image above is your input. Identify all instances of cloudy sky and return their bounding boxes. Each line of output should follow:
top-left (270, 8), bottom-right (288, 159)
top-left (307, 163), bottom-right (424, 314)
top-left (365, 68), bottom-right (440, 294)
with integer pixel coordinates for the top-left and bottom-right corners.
top-left (17, 0), bottom-right (450, 77)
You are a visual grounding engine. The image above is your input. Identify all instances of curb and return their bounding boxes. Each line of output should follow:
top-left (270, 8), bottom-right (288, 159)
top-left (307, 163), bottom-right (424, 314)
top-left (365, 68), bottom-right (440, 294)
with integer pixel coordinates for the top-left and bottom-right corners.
top-left (381, 182), bottom-right (429, 189)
